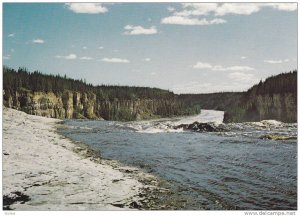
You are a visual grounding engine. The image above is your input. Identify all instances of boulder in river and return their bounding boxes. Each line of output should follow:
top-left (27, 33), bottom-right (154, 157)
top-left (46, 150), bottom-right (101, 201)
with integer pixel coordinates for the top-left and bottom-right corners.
top-left (174, 121), bottom-right (228, 132)
top-left (259, 134), bottom-right (297, 140)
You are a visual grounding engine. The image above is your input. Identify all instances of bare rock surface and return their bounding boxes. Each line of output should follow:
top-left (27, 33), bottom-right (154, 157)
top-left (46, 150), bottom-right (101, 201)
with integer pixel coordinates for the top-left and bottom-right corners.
top-left (3, 108), bottom-right (159, 210)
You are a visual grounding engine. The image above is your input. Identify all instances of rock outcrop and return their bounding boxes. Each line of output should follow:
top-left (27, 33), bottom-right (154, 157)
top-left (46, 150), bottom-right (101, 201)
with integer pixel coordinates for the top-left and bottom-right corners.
top-left (223, 93), bottom-right (297, 123)
top-left (173, 121), bottom-right (227, 132)
top-left (3, 90), bottom-right (96, 119)
top-left (3, 89), bottom-right (190, 121)
top-left (259, 134), bottom-right (297, 140)
top-left (180, 71), bottom-right (297, 123)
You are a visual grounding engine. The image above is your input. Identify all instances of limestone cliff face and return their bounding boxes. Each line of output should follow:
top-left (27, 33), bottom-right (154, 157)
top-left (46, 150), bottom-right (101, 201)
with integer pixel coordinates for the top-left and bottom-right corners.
top-left (254, 93), bottom-right (296, 122)
top-left (96, 98), bottom-right (179, 121)
top-left (180, 75), bottom-right (297, 123)
top-left (4, 90), bottom-right (99, 119)
top-left (223, 93), bottom-right (297, 123)
top-left (3, 90), bottom-right (183, 120)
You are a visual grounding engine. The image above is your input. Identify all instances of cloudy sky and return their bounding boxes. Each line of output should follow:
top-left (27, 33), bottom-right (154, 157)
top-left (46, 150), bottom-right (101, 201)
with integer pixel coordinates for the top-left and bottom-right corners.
top-left (3, 3), bottom-right (297, 93)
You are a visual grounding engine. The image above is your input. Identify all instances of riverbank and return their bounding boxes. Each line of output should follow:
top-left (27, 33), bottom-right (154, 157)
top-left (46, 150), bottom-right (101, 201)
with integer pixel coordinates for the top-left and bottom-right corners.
top-left (59, 110), bottom-right (297, 210)
top-left (3, 107), bottom-right (164, 210)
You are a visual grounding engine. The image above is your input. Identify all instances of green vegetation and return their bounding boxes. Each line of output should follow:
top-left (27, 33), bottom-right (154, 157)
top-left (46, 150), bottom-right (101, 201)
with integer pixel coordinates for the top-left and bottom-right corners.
top-left (178, 92), bottom-right (242, 111)
top-left (4, 66), bottom-right (295, 122)
top-left (245, 70), bottom-right (297, 97)
top-left (4, 66), bottom-right (175, 100)
top-left (179, 70), bottom-right (297, 123)
top-left (233, 70), bottom-right (297, 123)
top-left (3, 66), bottom-right (200, 120)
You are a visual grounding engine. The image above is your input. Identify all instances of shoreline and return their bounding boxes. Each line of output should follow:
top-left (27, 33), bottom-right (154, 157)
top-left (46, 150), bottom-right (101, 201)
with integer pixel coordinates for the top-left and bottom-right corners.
top-left (3, 108), bottom-right (168, 210)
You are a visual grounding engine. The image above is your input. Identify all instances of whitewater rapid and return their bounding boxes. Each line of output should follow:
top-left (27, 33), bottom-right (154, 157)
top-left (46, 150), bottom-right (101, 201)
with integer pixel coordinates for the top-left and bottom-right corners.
top-left (117, 110), bottom-right (224, 134)
top-left (59, 109), bottom-right (297, 210)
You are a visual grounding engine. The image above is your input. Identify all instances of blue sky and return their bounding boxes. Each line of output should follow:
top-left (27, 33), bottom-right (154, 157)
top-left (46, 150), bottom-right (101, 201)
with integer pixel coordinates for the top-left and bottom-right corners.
top-left (3, 3), bottom-right (297, 93)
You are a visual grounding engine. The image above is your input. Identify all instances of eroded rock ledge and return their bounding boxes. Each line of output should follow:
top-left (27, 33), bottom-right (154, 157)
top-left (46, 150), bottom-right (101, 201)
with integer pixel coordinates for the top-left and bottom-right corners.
top-left (2, 108), bottom-right (169, 210)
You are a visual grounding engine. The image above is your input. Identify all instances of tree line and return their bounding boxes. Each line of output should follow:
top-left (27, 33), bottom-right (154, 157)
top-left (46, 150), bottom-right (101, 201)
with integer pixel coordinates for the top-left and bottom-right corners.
top-left (3, 66), bottom-right (200, 120)
top-left (245, 70), bottom-right (297, 97)
top-left (3, 66), bottom-right (177, 100)
top-left (224, 70), bottom-right (297, 122)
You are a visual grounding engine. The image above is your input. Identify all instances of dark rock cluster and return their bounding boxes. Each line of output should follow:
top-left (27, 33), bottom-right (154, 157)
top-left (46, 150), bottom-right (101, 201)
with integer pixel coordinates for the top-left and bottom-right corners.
top-left (174, 121), bottom-right (228, 132)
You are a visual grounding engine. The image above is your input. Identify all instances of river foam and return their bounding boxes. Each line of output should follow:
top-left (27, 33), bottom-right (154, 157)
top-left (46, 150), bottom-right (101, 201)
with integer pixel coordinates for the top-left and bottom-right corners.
top-left (119, 110), bottom-right (224, 134)
top-left (60, 111), bottom-right (297, 210)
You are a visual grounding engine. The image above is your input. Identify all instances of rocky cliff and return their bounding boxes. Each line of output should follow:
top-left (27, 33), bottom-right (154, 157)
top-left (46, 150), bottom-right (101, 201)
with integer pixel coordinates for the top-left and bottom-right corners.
top-left (3, 89), bottom-right (191, 121)
top-left (180, 71), bottom-right (297, 123)
top-left (223, 93), bottom-right (297, 123)
top-left (223, 71), bottom-right (297, 123)
top-left (3, 67), bottom-right (201, 121)
top-left (3, 67), bottom-right (296, 122)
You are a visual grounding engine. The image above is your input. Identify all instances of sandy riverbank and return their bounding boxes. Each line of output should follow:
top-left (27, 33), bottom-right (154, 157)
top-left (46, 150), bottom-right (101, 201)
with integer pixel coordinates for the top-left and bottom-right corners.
top-left (3, 108), bottom-right (162, 210)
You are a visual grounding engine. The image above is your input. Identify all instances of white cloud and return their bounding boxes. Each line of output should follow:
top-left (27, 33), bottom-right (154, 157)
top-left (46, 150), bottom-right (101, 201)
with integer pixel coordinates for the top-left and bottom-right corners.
top-left (65, 3), bottom-right (108, 14)
top-left (143, 58), bottom-right (151, 62)
top-left (172, 81), bottom-right (213, 94)
top-left (161, 16), bottom-right (226, 25)
top-left (212, 65), bottom-right (254, 71)
top-left (32, 39), bottom-right (45, 44)
top-left (193, 61), bottom-right (254, 71)
top-left (11, 49), bottom-right (15, 53)
top-left (264, 60), bottom-right (282, 64)
top-left (266, 3), bottom-right (297, 11)
top-left (3, 55), bottom-right (11, 60)
top-left (150, 72), bottom-right (157, 76)
top-left (228, 72), bottom-right (259, 83)
top-left (101, 58), bottom-right (129, 63)
top-left (167, 6), bottom-right (176, 12)
top-left (193, 62), bottom-right (213, 69)
top-left (241, 56), bottom-right (247, 60)
top-left (182, 3), bottom-right (297, 16)
top-left (123, 25), bottom-right (158, 35)
top-left (215, 3), bottom-right (261, 16)
top-left (172, 79), bottom-right (261, 93)
top-left (162, 3), bottom-right (297, 25)
top-left (177, 3), bottom-right (218, 16)
top-left (8, 33), bottom-right (15, 38)
top-left (98, 46), bottom-right (104, 49)
top-left (82, 46), bottom-right (87, 50)
top-left (55, 54), bottom-right (77, 60)
top-left (263, 59), bottom-right (290, 64)
top-left (80, 56), bottom-right (93, 60)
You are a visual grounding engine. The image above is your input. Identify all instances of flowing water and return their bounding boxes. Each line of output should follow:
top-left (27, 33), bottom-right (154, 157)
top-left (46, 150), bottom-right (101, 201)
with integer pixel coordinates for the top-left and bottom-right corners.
top-left (59, 110), bottom-right (297, 210)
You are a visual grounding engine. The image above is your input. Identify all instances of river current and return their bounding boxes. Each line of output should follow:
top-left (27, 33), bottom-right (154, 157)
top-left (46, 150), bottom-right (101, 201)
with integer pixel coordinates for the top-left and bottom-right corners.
top-left (59, 110), bottom-right (297, 210)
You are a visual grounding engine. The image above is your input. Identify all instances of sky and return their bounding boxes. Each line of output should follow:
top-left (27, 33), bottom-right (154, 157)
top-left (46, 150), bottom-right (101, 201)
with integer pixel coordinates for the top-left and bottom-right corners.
top-left (2, 3), bottom-right (298, 94)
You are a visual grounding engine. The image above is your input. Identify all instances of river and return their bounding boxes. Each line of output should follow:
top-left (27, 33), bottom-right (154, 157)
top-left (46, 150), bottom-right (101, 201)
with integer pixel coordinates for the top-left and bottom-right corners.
top-left (59, 110), bottom-right (297, 210)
